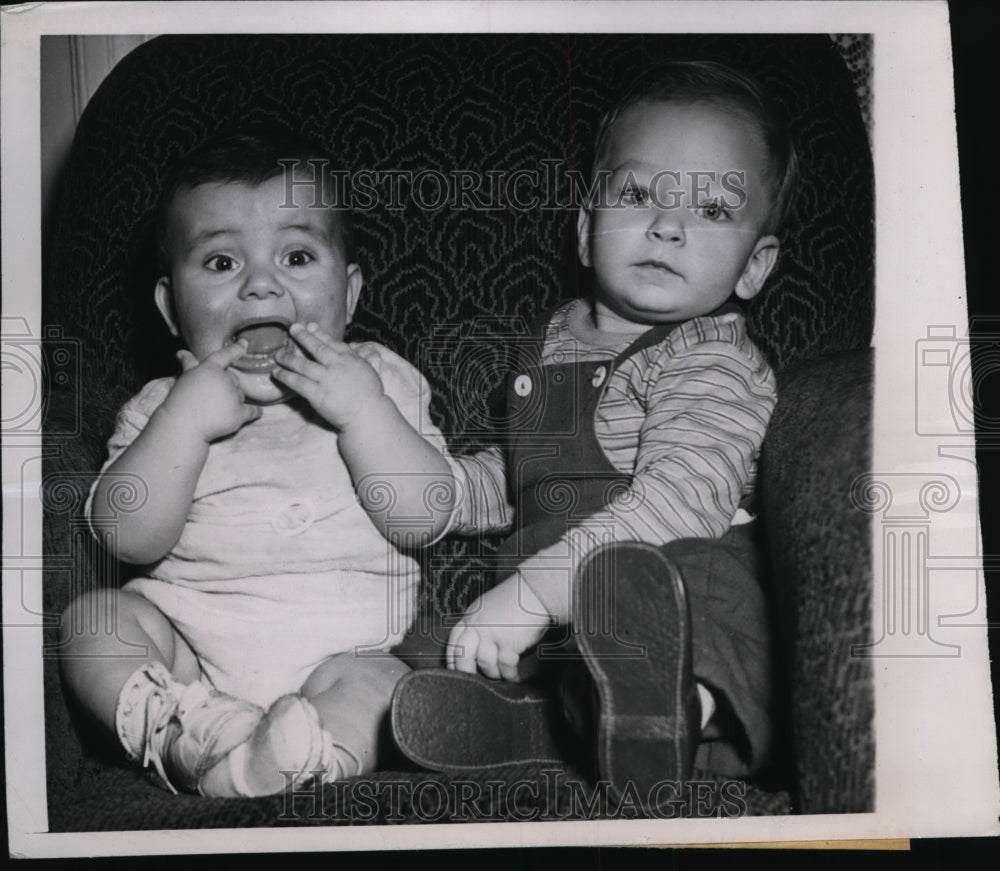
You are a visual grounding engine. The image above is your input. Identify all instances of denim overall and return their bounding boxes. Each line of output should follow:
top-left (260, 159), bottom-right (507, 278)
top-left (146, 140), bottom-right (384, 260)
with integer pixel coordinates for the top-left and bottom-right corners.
top-left (496, 304), bottom-right (772, 775)
top-left (496, 316), bottom-right (687, 567)
top-left (397, 305), bottom-right (773, 775)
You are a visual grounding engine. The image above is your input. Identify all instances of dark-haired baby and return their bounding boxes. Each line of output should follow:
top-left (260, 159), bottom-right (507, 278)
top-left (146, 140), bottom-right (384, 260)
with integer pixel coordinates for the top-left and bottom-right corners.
top-left (60, 129), bottom-right (456, 797)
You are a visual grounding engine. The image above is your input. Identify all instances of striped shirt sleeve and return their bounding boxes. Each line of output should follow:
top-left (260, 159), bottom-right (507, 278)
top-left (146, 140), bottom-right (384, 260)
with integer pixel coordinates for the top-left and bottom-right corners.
top-left (445, 445), bottom-right (516, 535)
top-left (521, 315), bottom-right (777, 623)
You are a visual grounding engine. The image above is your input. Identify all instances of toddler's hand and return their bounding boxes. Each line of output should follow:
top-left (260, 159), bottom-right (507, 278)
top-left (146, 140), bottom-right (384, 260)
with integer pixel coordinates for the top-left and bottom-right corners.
top-left (447, 574), bottom-right (553, 681)
top-left (273, 323), bottom-right (386, 430)
top-left (161, 342), bottom-right (262, 442)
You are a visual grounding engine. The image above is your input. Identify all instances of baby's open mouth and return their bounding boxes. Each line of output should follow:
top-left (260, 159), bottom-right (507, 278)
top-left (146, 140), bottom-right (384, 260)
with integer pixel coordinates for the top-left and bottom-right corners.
top-left (230, 320), bottom-right (292, 373)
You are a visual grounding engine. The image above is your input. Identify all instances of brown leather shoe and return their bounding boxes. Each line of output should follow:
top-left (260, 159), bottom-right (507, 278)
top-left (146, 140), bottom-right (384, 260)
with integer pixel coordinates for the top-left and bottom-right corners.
top-left (574, 541), bottom-right (700, 812)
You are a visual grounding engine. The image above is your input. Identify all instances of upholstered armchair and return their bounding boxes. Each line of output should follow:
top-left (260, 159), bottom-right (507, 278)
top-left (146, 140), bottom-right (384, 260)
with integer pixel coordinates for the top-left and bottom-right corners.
top-left (42, 33), bottom-right (873, 829)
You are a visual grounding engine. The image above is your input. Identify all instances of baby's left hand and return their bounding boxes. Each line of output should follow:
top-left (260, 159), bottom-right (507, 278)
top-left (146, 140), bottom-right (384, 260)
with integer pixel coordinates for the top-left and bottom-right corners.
top-left (447, 574), bottom-right (553, 681)
top-left (273, 323), bottom-right (385, 430)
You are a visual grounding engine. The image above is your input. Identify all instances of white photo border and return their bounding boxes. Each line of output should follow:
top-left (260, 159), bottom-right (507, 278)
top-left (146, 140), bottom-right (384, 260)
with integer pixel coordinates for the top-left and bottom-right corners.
top-left (3, 0), bottom-right (998, 857)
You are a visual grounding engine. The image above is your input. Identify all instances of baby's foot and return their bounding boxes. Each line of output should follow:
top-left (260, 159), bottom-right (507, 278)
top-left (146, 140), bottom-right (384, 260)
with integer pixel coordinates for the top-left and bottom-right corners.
top-left (116, 662), bottom-right (264, 795)
top-left (200, 694), bottom-right (360, 797)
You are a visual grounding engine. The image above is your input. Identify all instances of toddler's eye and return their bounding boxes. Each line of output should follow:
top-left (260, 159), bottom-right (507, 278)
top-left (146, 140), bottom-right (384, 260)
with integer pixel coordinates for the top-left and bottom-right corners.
top-left (695, 201), bottom-right (730, 221)
top-left (284, 250), bottom-right (315, 267)
top-left (621, 184), bottom-right (648, 206)
top-left (205, 254), bottom-right (238, 272)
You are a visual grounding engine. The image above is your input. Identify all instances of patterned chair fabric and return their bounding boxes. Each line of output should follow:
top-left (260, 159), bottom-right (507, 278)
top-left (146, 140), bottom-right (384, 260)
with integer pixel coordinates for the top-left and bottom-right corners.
top-left (42, 33), bottom-right (874, 828)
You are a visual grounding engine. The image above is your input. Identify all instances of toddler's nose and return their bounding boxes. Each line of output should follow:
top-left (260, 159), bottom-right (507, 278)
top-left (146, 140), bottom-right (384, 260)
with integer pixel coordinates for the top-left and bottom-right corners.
top-left (646, 209), bottom-right (685, 245)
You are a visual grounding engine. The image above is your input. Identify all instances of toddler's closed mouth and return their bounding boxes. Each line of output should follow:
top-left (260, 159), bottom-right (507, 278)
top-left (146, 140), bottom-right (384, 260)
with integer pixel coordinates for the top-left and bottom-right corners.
top-left (635, 259), bottom-right (680, 275)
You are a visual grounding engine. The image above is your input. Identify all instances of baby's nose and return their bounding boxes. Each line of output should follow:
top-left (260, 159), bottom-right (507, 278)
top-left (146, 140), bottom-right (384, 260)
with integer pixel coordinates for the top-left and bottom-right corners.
top-left (240, 265), bottom-right (285, 298)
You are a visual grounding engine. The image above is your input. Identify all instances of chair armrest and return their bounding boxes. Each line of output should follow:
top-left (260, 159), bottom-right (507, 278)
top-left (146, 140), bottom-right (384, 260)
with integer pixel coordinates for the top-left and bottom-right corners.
top-left (760, 348), bottom-right (875, 813)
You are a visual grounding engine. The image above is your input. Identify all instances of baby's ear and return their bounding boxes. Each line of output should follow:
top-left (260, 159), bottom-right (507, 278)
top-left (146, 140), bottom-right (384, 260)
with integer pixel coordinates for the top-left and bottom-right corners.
top-left (344, 263), bottom-right (364, 325)
top-left (735, 235), bottom-right (779, 301)
top-left (154, 277), bottom-right (182, 337)
top-left (576, 207), bottom-right (593, 268)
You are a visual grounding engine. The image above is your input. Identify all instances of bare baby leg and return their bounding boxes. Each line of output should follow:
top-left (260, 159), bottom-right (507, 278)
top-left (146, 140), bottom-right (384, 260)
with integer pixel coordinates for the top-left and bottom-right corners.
top-left (58, 588), bottom-right (202, 735)
top-left (60, 589), bottom-right (262, 794)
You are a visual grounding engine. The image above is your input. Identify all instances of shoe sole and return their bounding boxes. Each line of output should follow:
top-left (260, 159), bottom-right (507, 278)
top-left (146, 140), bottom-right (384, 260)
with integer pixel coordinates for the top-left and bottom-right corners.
top-left (391, 670), bottom-right (566, 772)
top-left (574, 541), bottom-right (697, 805)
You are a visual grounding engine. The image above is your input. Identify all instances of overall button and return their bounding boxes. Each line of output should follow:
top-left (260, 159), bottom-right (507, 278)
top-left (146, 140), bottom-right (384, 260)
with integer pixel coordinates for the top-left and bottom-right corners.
top-left (591, 365), bottom-right (608, 388)
top-left (271, 499), bottom-right (316, 536)
top-left (514, 374), bottom-right (533, 397)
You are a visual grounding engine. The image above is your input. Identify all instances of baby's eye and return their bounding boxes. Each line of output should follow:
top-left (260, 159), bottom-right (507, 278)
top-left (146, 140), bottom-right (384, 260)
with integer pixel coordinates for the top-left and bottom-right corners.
top-left (283, 249), bottom-right (315, 267)
top-left (695, 201), bottom-right (730, 222)
top-left (205, 254), bottom-right (238, 272)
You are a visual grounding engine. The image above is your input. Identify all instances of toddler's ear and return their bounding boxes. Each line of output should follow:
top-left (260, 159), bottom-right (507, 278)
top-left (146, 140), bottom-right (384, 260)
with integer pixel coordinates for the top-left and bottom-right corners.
top-left (576, 207), bottom-right (593, 268)
top-left (344, 263), bottom-right (364, 325)
top-left (154, 277), bottom-right (182, 337)
top-left (735, 235), bottom-right (779, 301)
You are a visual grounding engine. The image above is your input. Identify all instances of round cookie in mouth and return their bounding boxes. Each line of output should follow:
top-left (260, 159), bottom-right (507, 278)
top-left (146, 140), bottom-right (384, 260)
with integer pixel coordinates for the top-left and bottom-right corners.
top-left (230, 321), bottom-right (292, 374)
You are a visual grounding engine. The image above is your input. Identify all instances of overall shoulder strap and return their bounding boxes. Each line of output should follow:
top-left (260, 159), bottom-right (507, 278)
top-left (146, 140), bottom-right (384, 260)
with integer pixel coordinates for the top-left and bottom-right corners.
top-left (611, 300), bottom-right (745, 365)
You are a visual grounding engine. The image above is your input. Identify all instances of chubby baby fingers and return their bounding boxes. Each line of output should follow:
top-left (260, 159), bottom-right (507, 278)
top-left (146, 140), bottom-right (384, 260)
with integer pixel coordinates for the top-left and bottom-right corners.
top-left (272, 346), bottom-right (327, 381)
top-left (202, 339), bottom-right (250, 370)
top-left (446, 624), bottom-right (479, 674)
top-left (474, 640), bottom-right (504, 681)
top-left (176, 349), bottom-right (200, 372)
top-left (299, 321), bottom-right (343, 344)
top-left (270, 362), bottom-right (341, 412)
top-left (352, 343), bottom-right (383, 371)
top-left (241, 401), bottom-right (263, 425)
top-left (269, 365), bottom-right (316, 402)
top-left (288, 322), bottom-right (346, 360)
top-left (495, 647), bottom-right (522, 683)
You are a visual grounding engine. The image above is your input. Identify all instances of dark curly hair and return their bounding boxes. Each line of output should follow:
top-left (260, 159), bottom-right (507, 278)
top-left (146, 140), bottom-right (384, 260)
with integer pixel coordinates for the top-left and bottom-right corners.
top-left (154, 123), bottom-right (355, 273)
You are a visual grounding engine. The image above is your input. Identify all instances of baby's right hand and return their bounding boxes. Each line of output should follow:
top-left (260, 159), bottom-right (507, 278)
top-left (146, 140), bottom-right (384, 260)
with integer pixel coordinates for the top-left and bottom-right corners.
top-left (160, 342), bottom-right (262, 442)
top-left (272, 323), bottom-right (386, 431)
top-left (446, 574), bottom-right (553, 681)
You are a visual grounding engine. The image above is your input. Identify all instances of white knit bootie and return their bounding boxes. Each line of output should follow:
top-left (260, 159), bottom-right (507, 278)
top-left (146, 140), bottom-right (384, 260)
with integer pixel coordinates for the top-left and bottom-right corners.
top-left (114, 661), bottom-right (263, 795)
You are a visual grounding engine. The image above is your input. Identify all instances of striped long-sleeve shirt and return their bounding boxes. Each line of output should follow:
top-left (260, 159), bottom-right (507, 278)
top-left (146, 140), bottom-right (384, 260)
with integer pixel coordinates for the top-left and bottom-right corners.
top-left (447, 298), bottom-right (777, 622)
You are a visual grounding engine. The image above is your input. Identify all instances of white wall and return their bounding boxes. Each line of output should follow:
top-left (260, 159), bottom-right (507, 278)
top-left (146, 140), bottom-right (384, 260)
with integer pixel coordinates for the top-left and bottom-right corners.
top-left (40, 35), bottom-right (154, 229)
